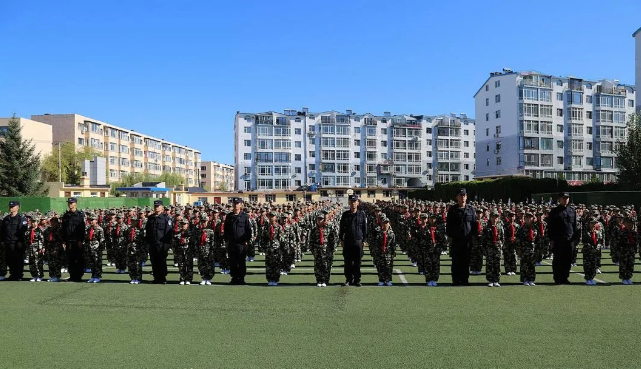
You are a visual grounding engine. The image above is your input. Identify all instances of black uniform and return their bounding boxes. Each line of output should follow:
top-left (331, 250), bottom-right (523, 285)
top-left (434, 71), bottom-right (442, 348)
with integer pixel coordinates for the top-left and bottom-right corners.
top-left (223, 211), bottom-right (252, 284)
top-left (446, 203), bottom-right (478, 286)
top-left (1, 214), bottom-right (28, 280)
top-left (61, 209), bottom-right (86, 282)
top-left (339, 209), bottom-right (368, 285)
top-left (145, 212), bottom-right (173, 283)
top-left (547, 204), bottom-right (578, 284)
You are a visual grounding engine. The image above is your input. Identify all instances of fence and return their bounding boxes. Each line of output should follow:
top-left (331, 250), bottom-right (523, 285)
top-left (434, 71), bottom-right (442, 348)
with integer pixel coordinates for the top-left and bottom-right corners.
top-left (0, 197), bottom-right (169, 213)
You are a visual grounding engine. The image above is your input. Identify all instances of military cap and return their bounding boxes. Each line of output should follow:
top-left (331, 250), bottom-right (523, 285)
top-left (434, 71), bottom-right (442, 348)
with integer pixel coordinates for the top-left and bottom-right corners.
top-left (268, 211), bottom-right (278, 217)
top-left (316, 211), bottom-right (328, 219)
top-left (153, 200), bottom-right (163, 207)
top-left (8, 200), bottom-right (19, 208)
top-left (490, 210), bottom-right (500, 217)
top-left (87, 213), bottom-right (98, 221)
top-left (179, 218), bottom-right (189, 225)
top-left (115, 213), bottom-right (123, 218)
top-left (199, 214), bottom-right (209, 221)
top-left (419, 213), bottom-right (428, 219)
top-left (456, 188), bottom-right (467, 195)
top-left (232, 197), bottom-right (244, 204)
top-left (524, 212), bottom-right (534, 218)
top-left (67, 197), bottom-right (77, 204)
top-left (348, 194), bottom-right (359, 202)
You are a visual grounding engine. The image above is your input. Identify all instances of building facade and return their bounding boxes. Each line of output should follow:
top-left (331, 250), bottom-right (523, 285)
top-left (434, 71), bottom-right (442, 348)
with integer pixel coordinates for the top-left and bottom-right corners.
top-left (635, 27), bottom-right (641, 112)
top-left (0, 117), bottom-right (53, 157)
top-left (234, 109), bottom-right (475, 191)
top-left (30, 114), bottom-right (201, 185)
top-left (474, 69), bottom-right (636, 183)
top-left (200, 161), bottom-right (234, 191)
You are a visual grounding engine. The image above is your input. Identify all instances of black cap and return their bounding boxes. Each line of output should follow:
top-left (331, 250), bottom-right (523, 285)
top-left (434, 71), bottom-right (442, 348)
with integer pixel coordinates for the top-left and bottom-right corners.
top-left (67, 197), bottom-right (77, 204)
top-left (559, 192), bottom-right (570, 198)
top-left (348, 195), bottom-right (359, 202)
top-left (153, 200), bottom-right (164, 207)
top-left (8, 200), bottom-right (19, 207)
top-left (457, 188), bottom-right (467, 195)
top-left (233, 197), bottom-right (244, 204)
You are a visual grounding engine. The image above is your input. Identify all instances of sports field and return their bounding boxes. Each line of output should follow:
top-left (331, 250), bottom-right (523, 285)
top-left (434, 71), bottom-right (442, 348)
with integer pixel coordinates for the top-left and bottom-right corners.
top-left (2, 250), bottom-right (641, 369)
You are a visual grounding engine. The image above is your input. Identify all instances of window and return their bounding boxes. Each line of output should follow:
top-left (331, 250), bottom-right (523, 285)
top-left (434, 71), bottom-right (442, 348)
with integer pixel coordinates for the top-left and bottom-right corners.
top-left (426, 128), bottom-right (432, 134)
top-left (586, 142), bottom-right (592, 150)
top-left (354, 139), bottom-right (360, 146)
top-left (486, 159), bottom-right (490, 166)
top-left (294, 154), bottom-right (301, 161)
top-left (485, 85), bottom-right (489, 91)
top-left (540, 138), bottom-right (553, 150)
top-left (540, 105), bottom-right (553, 118)
top-left (556, 80), bottom-right (563, 86)
top-left (523, 153), bottom-right (539, 166)
top-left (601, 157), bottom-right (614, 169)
top-left (464, 164), bottom-right (469, 170)
top-left (243, 153), bottom-right (251, 161)
top-left (572, 156), bottom-right (582, 166)
top-left (381, 141), bottom-right (387, 147)
top-left (586, 157), bottom-right (593, 166)
top-left (557, 125), bottom-right (564, 133)
top-left (571, 140), bottom-right (583, 151)
top-left (495, 80), bottom-right (500, 88)
top-left (586, 111), bottom-right (592, 120)
top-left (520, 104), bottom-right (538, 117)
top-left (540, 122), bottom-right (553, 134)
top-left (540, 154), bottom-right (553, 167)
top-left (485, 128), bottom-right (489, 136)
top-left (354, 127), bottom-right (361, 134)
top-left (294, 128), bottom-right (301, 135)
top-left (309, 150), bottom-right (316, 158)
top-left (244, 140), bottom-right (251, 147)
top-left (354, 152), bottom-right (360, 159)
top-left (570, 124), bottom-right (583, 136)
top-left (568, 107), bottom-right (583, 121)
top-left (556, 92), bottom-right (563, 101)
top-left (464, 129), bottom-right (469, 135)
top-left (521, 88), bottom-right (538, 101)
top-left (495, 126), bottom-right (501, 134)
top-left (586, 95), bottom-right (593, 104)
top-left (485, 98), bottom-right (489, 106)
top-left (495, 110), bottom-right (501, 119)
top-left (496, 157), bottom-right (502, 165)
top-left (485, 113), bottom-right (489, 121)
top-left (464, 152), bottom-right (469, 159)
top-left (614, 126), bottom-right (626, 139)
top-left (336, 126), bottom-right (350, 135)
top-left (295, 141), bottom-right (301, 148)
top-left (556, 140), bottom-right (564, 149)
top-left (557, 156), bottom-right (564, 165)
top-left (243, 126), bottom-right (251, 133)
top-left (521, 137), bottom-right (539, 150)
top-left (556, 109), bottom-right (563, 117)
top-left (381, 128), bottom-right (387, 135)
top-left (629, 99), bottom-right (635, 108)
top-left (464, 141), bottom-right (469, 147)
top-left (244, 167), bottom-right (251, 175)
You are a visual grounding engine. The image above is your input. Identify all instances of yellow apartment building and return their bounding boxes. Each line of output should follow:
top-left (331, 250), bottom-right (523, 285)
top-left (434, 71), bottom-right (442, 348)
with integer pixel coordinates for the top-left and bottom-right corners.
top-left (0, 117), bottom-right (53, 157)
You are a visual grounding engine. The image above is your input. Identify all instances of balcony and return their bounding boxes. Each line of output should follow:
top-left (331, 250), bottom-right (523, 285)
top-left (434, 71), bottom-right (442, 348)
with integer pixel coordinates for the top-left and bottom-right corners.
top-left (521, 75), bottom-right (552, 88)
top-left (568, 79), bottom-right (583, 91)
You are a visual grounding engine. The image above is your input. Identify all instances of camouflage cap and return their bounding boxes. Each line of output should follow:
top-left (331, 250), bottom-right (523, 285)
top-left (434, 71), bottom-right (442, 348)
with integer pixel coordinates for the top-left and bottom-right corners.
top-left (179, 218), bottom-right (189, 225)
top-left (199, 214), bottom-right (209, 221)
top-left (268, 211), bottom-right (278, 217)
top-left (419, 213), bottom-right (428, 219)
top-left (490, 210), bottom-right (500, 217)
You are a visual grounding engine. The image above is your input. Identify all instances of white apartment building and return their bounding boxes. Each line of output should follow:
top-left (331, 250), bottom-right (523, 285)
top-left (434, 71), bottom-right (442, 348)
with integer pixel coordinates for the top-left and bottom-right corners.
top-left (474, 69), bottom-right (636, 183)
top-left (200, 161), bottom-right (234, 191)
top-left (635, 27), bottom-right (641, 111)
top-left (31, 114), bottom-right (201, 185)
top-left (234, 109), bottom-right (476, 191)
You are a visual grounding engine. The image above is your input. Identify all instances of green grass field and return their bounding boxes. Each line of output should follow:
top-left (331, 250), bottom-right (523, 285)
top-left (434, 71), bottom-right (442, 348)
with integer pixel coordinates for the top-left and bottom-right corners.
top-left (2, 249), bottom-right (641, 369)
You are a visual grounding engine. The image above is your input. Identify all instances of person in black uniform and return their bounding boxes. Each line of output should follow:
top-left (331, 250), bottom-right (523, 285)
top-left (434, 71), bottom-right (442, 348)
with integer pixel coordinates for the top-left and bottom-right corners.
top-left (224, 198), bottom-right (253, 285)
top-left (339, 195), bottom-right (368, 287)
top-left (145, 200), bottom-right (173, 284)
top-left (1, 201), bottom-right (28, 281)
top-left (446, 188), bottom-right (478, 286)
top-left (547, 192), bottom-right (578, 285)
top-left (61, 197), bottom-right (86, 282)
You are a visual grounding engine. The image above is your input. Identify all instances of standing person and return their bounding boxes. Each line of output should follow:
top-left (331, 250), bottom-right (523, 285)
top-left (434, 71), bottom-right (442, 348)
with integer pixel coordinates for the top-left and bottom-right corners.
top-left (145, 200), bottom-right (173, 284)
top-left (126, 219), bottom-right (144, 284)
top-left (1, 201), bottom-right (28, 281)
top-left (617, 217), bottom-right (638, 285)
top-left (517, 212), bottom-right (538, 286)
top-left (483, 211), bottom-right (504, 287)
top-left (26, 215), bottom-right (45, 282)
top-left (44, 217), bottom-right (64, 282)
top-left (196, 214), bottom-right (215, 285)
top-left (339, 195), bottom-right (368, 287)
top-left (223, 198), bottom-right (253, 285)
top-left (502, 211), bottom-right (519, 276)
top-left (61, 198), bottom-right (86, 282)
top-left (547, 192), bottom-right (578, 285)
top-left (445, 188), bottom-right (478, 286)
top-left (370, 215), bottom-right (395, 286)
top-left (309, 210), bottom-right (334, 287)
top-left (111, 214), bottom-right (129, 274)
top-left (262, 211), bottom-right (285, 286)
top-left (582, 218), bottom-right (603, 285)
top-left (173, 219), bottom-right (193, 285)
top-left (85, 214), bottom-right (105, 283)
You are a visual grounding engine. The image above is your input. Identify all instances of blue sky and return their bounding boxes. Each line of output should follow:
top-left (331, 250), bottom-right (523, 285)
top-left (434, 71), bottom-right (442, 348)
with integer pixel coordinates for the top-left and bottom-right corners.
top-left (1, 0), bottom-right (639, 164)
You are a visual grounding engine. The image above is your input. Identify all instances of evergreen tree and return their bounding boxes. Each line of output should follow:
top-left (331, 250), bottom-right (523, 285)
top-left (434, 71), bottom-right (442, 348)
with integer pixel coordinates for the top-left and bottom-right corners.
top-left (0, 113), bottom-right (44, 196)
top-left (615, 113), bottom-right (641, 190)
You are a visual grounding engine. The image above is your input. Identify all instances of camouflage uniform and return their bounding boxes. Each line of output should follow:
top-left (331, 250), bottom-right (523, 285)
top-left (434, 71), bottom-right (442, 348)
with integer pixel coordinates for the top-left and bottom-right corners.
top-left (280, 220), bottom-right (295, 273)
top-left (370, 222), bottom-right (396, 284)
top-left (25, 220), bottom-right (45, 279)
top-left (516, 221), bottom-right (538, 283)
top-left (126, 225), bottom-right (144, 281)
top-left (470, 217), bottom-right (486, 273)
top-left (482, 222), bottom-right (504, 284)
top-left (85, 222), bottom-right (105, 279)
top-left (309, 220), bottom-right (335, 285)
top-left (196, 219), bottom-right (216, 281)
top-left (43, 225), bottom-right (64, 280)
top-left (262, 221), bottom-right (285, 283)
top-left (581, 225), bottom-right (603, 281)
top-left (111, 221), bottom-right (129, 272)
top-left (503, 220), bottom-right (520, 274)
top-left (609, 220), bottom-right (624, 265)
top-left (247, 213), bottom-right (258, 261)
top-left (534, 218), bottom-right (549, 264)
top-left (213, 215), bottom-right (229, 273)
top-left (616, 227), bottom-right (639, 281)
top-left (173, 221), bottom-right (193, 283)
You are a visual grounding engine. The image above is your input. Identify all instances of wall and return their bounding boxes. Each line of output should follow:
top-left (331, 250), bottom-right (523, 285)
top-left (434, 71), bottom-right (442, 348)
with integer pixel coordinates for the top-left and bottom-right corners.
top-left (0, 118), bottom-right (53, 157)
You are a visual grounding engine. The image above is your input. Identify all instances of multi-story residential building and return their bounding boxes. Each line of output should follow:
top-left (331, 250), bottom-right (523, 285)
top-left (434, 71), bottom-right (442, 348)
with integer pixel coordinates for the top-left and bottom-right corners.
top-left (0, 117), bottom-right (53, 156)
top-left (31, 114), bottom-right (201, 185)
top-left (200, 161), bottom-right (234, 191)
top-left (234, 109), bottom-right (475, 191)
top-left (474, 69), bottom-right (636, 183)
top-left (635, 27), bottom-right (641, 111)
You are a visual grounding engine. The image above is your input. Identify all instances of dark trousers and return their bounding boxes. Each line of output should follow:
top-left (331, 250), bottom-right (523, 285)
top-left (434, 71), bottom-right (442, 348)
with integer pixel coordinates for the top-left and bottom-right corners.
top-left (6, 242), bottom-right (25, 280)
top-left (149, 244), bottom-right (169, 282)
top-left (66, 241), bottom-right (84, 281)
top-left (343, 241), bottom-right (363, 284)
top-left (451, 239), bottom-right (471, 285)
top-left (552, 240), bottom-right (573, 283)
top-left (228, 244), bottom-right (247, 281)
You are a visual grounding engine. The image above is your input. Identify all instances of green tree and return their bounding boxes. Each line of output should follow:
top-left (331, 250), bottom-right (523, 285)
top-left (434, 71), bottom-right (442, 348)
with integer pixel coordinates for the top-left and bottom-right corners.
top-left (615, 113), bottom-right (641, 189)
top-left (217, 182), bottom-right (228, 191)
top-left (41, 142), bottom-right (102, 184)
top-left (0, 113), bottom-right (45, 196)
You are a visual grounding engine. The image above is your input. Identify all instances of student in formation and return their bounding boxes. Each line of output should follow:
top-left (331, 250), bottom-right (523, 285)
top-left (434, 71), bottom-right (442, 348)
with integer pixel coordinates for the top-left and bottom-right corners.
top-left (126, 219), bottom-right (144, 284)
top-left (517, 212), bottom-right (538, 286)
top-left (85, 213), bottom-right (105, 283)
top-left (309, 210), bottom-right (334, 287)
top-left (196, 214), bottom-right (215, 285)
top-left (581, 218), bottom-right (603, 285)
top-left (173, 218), bottom-right (193, 285)
top-left (262, 211), bottom-right (285, 286)
top-left (43, 217), bottom-right (64, 282)
top-left (503, 210), bottom-right (519, 276)
top-left (617, 217), bottom-right (639, 285)
top-left (370, 214), bottom-right (395, 286)
top-left (26, 215), bottom-right (45, 282)
top-left (483, 211), bottom-right (504, 287)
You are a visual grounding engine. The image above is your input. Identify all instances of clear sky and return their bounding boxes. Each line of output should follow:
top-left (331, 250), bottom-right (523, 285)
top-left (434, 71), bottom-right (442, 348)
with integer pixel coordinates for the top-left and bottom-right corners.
top-left (1, 0), bottom-right (639, 164)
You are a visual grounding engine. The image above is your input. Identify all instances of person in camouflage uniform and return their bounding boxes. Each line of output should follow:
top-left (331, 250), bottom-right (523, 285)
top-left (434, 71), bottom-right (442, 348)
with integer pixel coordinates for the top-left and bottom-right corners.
top-left (571, 207), bottom-right (584, 266)
top-left (516, 212), bottom-right (538, 286)
top-left (370, 215), bottom-right (396, 286)
top-left (425, 214), bottom-right (445, 286)
top-left (470, 208), bottom-right (486, 275)
top-left (262, 211), bottom-right (285, 286)
top-left (173, 218), bottom-right (193, 285)
top-left (609, 214), bottom-right (623, 266)
top-left (111, 214), bottom-right (129, 274)
top-left (279, 214), bottom-right (294, 275)
top-left (616, 217), bottom-right (639, 285)
top-left (534, 211), bottom-right (549, 265)
top-left (483, 211), bottom-right (504, 287)
top-left (126, 219), bottom-right (144, 284)
top-left (214, 211), bottom-right (230, 275)
top-left (103, 211), bottom-right (115, 267)
top-left (309, 210), bottom-right (334, 287)
top-left (44, 217), bottom-right (64, 282)
top-left (412, 213), bottom-right (430, 277)
top-left (134, 210), bottom-right (148, 267)
top-left (581, 218), bottom-right (603, 285)
top-left (246, 208), bottom-right (258, 262)
top-left (503, 210), bottom-right (519, 276)
top-left (196, 214), bottom-right (216, 285)
top-left (25, 215), bottom-right (45, 282)
top-left (85, 214), bottom-right (105, 283)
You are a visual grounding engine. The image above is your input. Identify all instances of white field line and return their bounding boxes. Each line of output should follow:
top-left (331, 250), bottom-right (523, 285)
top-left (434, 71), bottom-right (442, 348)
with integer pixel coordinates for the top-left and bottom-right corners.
top-left (541, 261), bottom-right (607, 284)
top-left (394, 269), bottom-right (409, 285)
